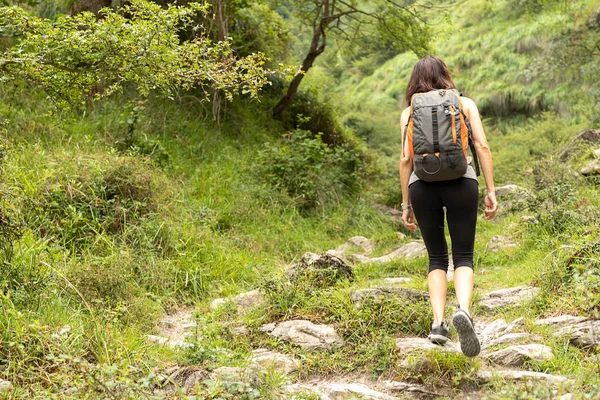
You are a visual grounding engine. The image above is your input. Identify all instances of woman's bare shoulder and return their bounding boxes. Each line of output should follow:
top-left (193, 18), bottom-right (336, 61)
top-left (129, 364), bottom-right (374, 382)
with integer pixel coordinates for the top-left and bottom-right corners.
top-left (401, 106), bottom-right (411, 119)
top-left (460, 96), bottom-right (477, 110)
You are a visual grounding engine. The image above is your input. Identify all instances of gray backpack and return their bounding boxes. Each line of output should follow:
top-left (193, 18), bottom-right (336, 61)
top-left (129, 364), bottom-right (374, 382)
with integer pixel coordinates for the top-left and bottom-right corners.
top-left (403, 89), bottom-right (479, 181)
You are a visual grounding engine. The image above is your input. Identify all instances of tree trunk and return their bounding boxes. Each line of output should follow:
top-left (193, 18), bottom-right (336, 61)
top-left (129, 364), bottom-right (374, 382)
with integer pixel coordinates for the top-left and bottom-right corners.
top-left (273, 22), bottom-right (326, 119)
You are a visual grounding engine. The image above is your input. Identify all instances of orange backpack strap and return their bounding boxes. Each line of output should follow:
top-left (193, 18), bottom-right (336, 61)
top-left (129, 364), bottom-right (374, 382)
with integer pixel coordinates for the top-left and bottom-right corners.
top-left (403, 114), bottom-right (414, 159)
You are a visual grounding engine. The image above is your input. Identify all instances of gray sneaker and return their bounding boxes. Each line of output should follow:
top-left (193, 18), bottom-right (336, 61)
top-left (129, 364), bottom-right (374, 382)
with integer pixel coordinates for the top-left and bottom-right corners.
top-left (452, 307), bottom-right (480, 357)
top-left (428, 322), bottom-right (449, 345)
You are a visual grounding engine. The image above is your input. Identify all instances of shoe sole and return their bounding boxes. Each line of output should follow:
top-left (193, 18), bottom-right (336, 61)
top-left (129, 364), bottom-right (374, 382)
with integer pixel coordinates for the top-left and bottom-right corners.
top-left (452, 311), bottom-right (480, 357)
top-left (428, 333), bottom-right (449, 345)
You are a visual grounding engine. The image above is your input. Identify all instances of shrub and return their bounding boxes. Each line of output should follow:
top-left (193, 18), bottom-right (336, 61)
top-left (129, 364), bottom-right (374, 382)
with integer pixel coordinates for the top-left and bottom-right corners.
top-left (536, 240), bottom-right (600, 317)
top-left (28, 154), bottom-right (173, 251)
top-left (257, 129), bottom-right (364, 211)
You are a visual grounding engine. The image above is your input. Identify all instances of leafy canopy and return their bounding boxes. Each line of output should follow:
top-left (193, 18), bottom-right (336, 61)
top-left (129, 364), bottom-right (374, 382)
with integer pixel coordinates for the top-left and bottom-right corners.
top-left (0, 0), bottom-right (270, 110)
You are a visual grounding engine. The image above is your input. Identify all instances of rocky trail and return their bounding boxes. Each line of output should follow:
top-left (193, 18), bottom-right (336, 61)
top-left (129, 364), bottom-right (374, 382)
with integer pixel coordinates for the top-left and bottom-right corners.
top-left (131, 217), bottom-right (599, 399)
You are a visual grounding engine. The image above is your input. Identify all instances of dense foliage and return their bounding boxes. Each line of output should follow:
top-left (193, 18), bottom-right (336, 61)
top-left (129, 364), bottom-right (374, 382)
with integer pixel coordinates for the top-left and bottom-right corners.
top-left (0, 0), bottom-right (269, 110)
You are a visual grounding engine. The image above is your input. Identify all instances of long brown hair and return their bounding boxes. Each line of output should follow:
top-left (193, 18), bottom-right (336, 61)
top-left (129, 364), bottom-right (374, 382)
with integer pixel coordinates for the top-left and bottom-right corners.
top-left (405, 56), bottom-right (456, 105)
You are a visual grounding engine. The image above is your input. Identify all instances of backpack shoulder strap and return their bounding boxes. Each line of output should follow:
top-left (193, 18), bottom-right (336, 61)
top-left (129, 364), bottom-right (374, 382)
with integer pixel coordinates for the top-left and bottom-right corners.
top-left (460, 110), bottom-right (481, 176)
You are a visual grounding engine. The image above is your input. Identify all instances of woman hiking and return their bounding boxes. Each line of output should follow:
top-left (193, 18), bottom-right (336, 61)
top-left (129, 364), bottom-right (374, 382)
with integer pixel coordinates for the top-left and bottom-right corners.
top-left (399, 56), bottom-right (498, 357)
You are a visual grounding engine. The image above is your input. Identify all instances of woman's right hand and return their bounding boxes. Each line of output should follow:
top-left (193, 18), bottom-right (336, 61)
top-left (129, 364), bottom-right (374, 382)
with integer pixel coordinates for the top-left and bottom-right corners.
top-left (402, 209), bottom-right (418, 232)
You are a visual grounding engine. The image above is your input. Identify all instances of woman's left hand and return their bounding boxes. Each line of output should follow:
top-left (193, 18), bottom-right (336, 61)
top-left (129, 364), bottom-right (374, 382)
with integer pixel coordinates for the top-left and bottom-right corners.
top-left (484, 191), bottom-right (498, 220)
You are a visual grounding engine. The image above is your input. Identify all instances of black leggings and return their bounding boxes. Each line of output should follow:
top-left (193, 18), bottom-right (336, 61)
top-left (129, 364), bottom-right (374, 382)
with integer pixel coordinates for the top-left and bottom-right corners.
top-left (409, 178), bottom-right (479, 273)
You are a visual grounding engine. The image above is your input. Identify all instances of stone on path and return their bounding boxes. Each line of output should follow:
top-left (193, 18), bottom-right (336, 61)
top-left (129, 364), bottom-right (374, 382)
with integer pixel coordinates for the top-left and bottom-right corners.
top-left (147, 334), bottom-right (194, 349)
top-left (231, 326), bottom-right (249, 336)
top-left (210, 289), bottom-right (266, 314)
top-left (267, 320), bottom-right (344, 350)
top-left (324, 383), bottom-right (399, 400)
top-left (334, 236), bottom-right (376, 254)
top-left (487, 235), bottom-right (518, 252)
top-left (251, 349), bottom-right (299, 375)
top-left (504, 317), bottom-right (525, 334)
top-left (396, 337), bottom-right (459, 354)
top-left (209, 367), bottom-right (247, 382)
top-left (477, 369), bottom-right (571, 385)
top-left (351, 287), bottom-right (429, 307)
top-left (383, 277), bottom-right (411, 285)
top-left (285, 382), bottom-right (399, 400)
top-left (286, 253), bottom-right (354, 285)
top-left (535, 315), bottom-right (588, 327)
top-left (210, 298), bottom-right (227, 309)
top-left (485, 344), bottom-right (553, 367)
top-left (495, 184), bottom-right (523, 198)
top-left (482, 333), bottom-right (540, 349)
top-left (353, 242), bottom-right (426, 264)
top-left (481, 319), bottom-right (508, 341)
top-left (556, 319), bottom-right (600, 349)
top-left (154, 307), bottom-right (196, 348)
top-left (581, 160), bottom-right (600, 176)
top-left (0, 379), bottom-right (12, 393)
top-left (381, 381), bottom-right (442, 398)
top-left (479, 286), bottom-right (539, 311)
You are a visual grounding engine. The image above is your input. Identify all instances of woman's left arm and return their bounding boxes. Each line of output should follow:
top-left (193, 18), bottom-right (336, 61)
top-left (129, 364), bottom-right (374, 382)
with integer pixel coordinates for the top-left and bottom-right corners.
top-left (463, 97), bottom-right (498, 220)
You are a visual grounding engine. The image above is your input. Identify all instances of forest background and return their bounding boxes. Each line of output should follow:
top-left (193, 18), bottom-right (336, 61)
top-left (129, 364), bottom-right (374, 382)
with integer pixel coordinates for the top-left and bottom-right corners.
top-left (1, 0), bottom-right (600, 398)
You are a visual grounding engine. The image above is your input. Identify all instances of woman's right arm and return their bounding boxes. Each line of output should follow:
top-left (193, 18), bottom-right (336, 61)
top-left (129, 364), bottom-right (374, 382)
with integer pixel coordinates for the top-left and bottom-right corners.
top-left (399, 107), bottom-right (417, 232)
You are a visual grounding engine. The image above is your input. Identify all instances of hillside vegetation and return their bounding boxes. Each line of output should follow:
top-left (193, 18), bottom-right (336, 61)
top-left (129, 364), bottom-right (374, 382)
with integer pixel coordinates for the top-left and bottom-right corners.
top-left (0, 0), bottom-right (600, 398)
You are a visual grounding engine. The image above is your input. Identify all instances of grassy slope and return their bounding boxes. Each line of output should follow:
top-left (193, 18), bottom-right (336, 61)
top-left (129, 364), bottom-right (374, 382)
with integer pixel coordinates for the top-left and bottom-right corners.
top-left (1, 1), bottom-right (600, 398)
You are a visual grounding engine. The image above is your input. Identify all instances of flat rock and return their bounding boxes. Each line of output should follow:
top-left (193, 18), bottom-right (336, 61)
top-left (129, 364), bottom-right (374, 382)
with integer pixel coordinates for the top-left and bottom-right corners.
top-left (147, 334), bottom-right (193, 349)
top-left (208, 367), bottom-right (249, 387)
top-left (158, 308), bottom-right (195, 343)
top-left (268, 320), bottom-right (344, 350)
top-left (210, 298), bottom-right (227, 309)
top-left (231, 326), bottom-right (249, 336)
top-left (258, 323), bottom-right (277, 333)
top-left (482, 333), bottom-right (540, 349)
top-left (396, 337), bottom-right (459, 354)
top-left (234, 289), bottom-right (266, 313)
top-left (209, 289), bottom-right (266, 314)
top-left (354, 242), bottom-right (426, 264)
top-left (335, 236), bottom-right (376, 254)
top-left (535, 315), bottom-right (588, 327)
top-left (381, 381), bottom-right (442, 398)
top-left (477, 369), bottom-right (570, 385)
top-left (184, 371), bottom-right (205, 391)
top-left (485, 344), bottom-right (553, 367)
top-left (495, 184), bottom-right (523, 198)
top-left (351, 287), bottom-right (429, 307)
top-left (383, 277), bottom-right (411, 285)
top-left (556, 319), bottom-right (600, 349)
top-left (581, 160), bottom-right (600, 176)
top-left (0, 379), bottom-right (12, 392)
top-left (594, 148), bottom-right (600, 159)
top-left (251, 349), bottom-right (299, 375)
top-left (479, 286), bottom-right (539, 311)
top-left (325, 383), bottom-right (399, 400)
top-left (487, 235), bottom-right (518, 252)
top-left (504, 317), bottom-right (525, 334)
top-left (286, 253), bottom-right (354, 285)
top-left (481, 319), bottom-right (508, 340)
